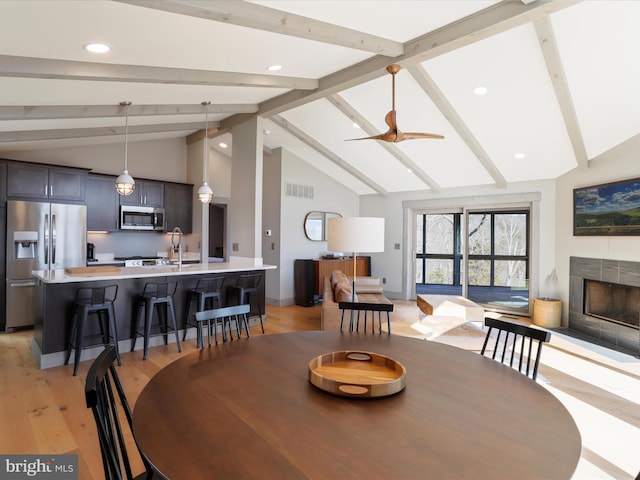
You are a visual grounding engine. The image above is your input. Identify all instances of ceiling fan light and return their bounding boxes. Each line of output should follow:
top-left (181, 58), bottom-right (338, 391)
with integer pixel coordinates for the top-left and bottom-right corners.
top-left (115, 170), bottom-right (135, 195)
top-left (198, 182), bottom-right (213, 204)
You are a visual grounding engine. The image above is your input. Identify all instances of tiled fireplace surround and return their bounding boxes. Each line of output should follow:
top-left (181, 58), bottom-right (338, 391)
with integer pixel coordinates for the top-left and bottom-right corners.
top-left (569, 256), bottom-right (640, 355)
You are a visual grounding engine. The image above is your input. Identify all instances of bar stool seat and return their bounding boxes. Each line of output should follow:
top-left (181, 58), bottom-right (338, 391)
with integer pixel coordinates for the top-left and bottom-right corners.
top-left (131, 282), bottom-right (181, 360)
top-left (65, 285), bottom-right (121, 376)
top-left (183, 276), bottom-right (225, 348)
top-left (227, 274), bottom-right (264, 333)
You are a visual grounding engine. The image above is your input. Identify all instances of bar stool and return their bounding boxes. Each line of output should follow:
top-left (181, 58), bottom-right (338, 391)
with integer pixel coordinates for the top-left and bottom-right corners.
top-left (227, 274), bottom-right (264, 333)
top-left (131, 282), bottom-right (181, 360)
top-left (65, 285), bottom-right (120, 376)
top-left (182, 276), bottom-right (225, 348)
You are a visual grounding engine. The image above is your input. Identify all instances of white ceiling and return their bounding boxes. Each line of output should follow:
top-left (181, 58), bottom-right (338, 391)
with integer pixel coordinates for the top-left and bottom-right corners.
top-left (0, 0), bottom-right (639, 196)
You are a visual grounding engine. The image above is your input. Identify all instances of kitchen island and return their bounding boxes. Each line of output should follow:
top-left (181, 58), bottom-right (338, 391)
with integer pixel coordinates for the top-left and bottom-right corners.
top-left (31, 261), bottom-right (276, 369)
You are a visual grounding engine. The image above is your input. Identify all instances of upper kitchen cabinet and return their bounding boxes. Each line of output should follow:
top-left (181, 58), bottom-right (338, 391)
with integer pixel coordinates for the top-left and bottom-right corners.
top-left (164, 182), bottom-right (193, 234)
top-left (6, 163), bottom-right (87, 203)
top-left (87, 174), bottom-right (119, 232)
top-left (119, 180), bottom-right (164, 208)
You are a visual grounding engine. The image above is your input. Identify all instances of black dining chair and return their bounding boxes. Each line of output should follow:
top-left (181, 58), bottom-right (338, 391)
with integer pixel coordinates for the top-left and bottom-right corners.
top-left (338, 301), bottom-right (394, 334)
top-left (195, 304), bottom-right (251, 348)
top-left (480, 317), bottom-right (551, 381)
top-left (84, 346), bottom-right (154, 480)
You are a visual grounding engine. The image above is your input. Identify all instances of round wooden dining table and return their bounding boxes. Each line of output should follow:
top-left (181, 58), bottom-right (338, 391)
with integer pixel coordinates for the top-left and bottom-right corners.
top-left (132, 331), bottom-right (581, 479)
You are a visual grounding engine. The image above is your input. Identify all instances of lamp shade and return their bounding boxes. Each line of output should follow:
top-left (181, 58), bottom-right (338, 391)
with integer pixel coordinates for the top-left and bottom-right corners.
top-left (327, 217), bottom-right (385, 253)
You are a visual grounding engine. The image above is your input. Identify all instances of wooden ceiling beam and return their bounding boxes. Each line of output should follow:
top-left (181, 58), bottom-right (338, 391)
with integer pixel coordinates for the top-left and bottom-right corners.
top-left (0, 104), bottom-right (258, 121)
top-left (0, 55), bottom-right (318, 90)
top-left (117, 0), bottom-right (404, 57)
top-left (406, 64), bottom-right (507, 188)
top-left (534, 15), bottom-right (589, 171)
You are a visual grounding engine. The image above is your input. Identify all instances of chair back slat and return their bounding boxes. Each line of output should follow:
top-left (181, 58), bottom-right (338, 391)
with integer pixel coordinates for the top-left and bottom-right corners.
top-left (480, 317), bottom-right (551, 381)
top-left (85, 346), bottom-right (152, 480)
top-left (338, 301), bottom-right (394, 334)
top-left (195, 304), bottom-right (250, 322)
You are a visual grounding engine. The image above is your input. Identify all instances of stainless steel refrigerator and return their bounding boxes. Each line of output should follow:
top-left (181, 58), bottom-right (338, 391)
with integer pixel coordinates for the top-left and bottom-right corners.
top-left (5, 200), bottom-right (86, 329)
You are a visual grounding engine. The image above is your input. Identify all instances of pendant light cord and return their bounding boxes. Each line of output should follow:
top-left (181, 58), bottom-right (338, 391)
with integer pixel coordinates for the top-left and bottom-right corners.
top-left (121, 101), bottom-right (131, 171)
top-left (202, 101), bottom-right (211, 184)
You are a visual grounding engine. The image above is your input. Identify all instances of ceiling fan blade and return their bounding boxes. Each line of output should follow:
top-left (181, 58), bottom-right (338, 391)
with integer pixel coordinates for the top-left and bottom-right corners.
top-left (345, 133), bottom-right (387, 141)
top-left (345, 64), bottom-right (443, 144)
top-left (384, 110), bottom-right (397, 130)
top-left (398, 132), bottom-right (445, 141)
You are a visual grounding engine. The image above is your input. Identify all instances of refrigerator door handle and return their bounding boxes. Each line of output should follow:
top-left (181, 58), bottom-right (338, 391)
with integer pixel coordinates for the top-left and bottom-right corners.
top-left (44, 213), bottom-right (49, 265)
top-left (9, 280), bottom-right (37, 288)
top-left (51, 214), bottom-right (57, 264)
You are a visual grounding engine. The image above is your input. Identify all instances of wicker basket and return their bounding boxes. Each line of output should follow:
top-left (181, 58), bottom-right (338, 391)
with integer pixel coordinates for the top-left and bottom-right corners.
top-left (533, 298), bottom-right (562, 328)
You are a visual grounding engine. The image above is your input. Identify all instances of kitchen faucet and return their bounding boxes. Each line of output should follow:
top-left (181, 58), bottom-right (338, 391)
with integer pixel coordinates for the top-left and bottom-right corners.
top-left (171, 226), bottom-right (183, 265)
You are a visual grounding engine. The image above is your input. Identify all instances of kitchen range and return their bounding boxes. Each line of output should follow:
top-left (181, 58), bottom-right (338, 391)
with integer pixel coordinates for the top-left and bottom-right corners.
top-left (114, 256), bottom-right (174, 267)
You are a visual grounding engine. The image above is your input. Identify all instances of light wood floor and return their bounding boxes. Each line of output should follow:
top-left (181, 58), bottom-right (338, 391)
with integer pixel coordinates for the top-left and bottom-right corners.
top-left (0, 303), bottom-right (638, 479)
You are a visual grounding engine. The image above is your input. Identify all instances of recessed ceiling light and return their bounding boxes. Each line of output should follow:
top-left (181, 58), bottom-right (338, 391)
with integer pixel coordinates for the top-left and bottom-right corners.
top-left (219, 142), bottom-right (228, 149)
top-left (473, 86), bottom-right (488, 96)
top-left (352, 122), bottom-right (361, 129)
top-left (84, 43), bottom-right (110, 53)
top-left (263, 129), bottom-right (271, 135)
top-left (267, 65), bottom-right (282, 72)
top-left (514, 152), bottom-right (526, 159)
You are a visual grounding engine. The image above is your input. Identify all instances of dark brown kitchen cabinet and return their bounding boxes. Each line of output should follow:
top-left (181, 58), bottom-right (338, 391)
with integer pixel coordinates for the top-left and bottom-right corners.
top-left (164, 182), bottom-right (193, 233)
top-left (87, 174), bottom-right (119, 232)
top-left (6, 163), bottom-right (87, 203)
top-left (119, 180), bottom-right (164, 208)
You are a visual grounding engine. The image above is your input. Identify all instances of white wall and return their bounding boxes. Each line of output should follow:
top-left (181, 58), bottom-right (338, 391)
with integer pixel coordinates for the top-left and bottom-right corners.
top-left (555, 136), bottom-right (640, 319)
top-left (273, 148), bottom-right (359, 306)
top-left (1, 137), bottom-right (187, 182)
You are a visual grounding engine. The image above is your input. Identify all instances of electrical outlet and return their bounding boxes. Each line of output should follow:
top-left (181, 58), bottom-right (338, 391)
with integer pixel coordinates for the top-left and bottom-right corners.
top-left (383, 277), bottom-right (387, 284)
top-left (394, 243), bottom-right (400, 250)
top-left (232, 243), bottom-right (239, 251)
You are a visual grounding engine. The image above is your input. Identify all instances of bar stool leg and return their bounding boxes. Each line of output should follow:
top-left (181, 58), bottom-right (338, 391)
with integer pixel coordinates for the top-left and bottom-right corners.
top-left (167, 297), bottom-right (181, 353)
top-left (107, 303), bottom-right (121, 365)
top-left (72, 306), bottom-right (88, 376)
top-left (144, 300), bottom-right (154, 360)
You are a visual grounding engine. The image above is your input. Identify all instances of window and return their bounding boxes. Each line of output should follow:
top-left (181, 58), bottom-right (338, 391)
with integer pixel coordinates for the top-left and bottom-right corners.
top-left (416, 209), bottom-right (530, 313)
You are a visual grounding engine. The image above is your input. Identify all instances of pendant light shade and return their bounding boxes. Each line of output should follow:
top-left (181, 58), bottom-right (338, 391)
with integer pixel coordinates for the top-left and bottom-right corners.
top-left (199, 101), bottom-right (213, 204)
top-left (115, 101), bottom-right (135, 196)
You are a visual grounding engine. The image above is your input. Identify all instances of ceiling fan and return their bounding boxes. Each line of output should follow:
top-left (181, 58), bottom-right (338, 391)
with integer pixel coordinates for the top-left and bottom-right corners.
top-left (347, 64), bottom-right (444, 143)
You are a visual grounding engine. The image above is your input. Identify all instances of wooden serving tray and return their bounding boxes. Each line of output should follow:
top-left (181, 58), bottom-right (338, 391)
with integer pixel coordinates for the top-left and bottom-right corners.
top-left (65, 265), bottom-right (122, 276)
top-left (308, 351), bottom-right (406, 398)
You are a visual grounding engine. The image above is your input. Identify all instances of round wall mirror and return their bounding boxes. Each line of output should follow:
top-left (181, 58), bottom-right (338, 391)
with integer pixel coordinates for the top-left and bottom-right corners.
top-left (304, 211), bottom-right (341, 241)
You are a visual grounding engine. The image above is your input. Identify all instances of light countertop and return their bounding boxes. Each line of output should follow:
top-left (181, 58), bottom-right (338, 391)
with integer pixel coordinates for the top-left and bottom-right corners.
top-left (33, 262), bottom-right (276, 284)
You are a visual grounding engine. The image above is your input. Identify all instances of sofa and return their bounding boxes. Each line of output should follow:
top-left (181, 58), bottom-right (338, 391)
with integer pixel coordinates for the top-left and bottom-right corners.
top-left (321, 270), bottom-right (393, 331)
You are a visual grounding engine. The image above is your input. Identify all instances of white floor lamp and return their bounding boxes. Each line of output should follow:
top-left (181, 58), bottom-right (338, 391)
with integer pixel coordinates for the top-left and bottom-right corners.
top-left (327, 217), bottom-right (385, 301)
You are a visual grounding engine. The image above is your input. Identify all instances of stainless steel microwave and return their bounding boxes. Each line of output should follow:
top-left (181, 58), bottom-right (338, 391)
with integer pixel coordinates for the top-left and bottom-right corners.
top-left (120, 205), bottom-right (165, 231)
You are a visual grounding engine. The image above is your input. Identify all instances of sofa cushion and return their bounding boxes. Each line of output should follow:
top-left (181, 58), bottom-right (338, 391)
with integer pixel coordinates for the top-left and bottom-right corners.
top-left (334, 276), bottom-right (357, 302)
top-left (331, 270), bottom-right (346, 290)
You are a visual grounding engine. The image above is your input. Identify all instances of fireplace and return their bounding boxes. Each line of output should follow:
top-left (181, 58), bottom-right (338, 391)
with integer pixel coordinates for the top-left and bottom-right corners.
top-left (584, 280), bottom-right (640, 330)
top-left (569, 257), bottom-right (640, 355)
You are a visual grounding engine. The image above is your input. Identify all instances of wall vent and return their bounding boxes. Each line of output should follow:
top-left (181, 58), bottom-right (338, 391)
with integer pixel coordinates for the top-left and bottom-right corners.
top-left (285, 182), bottom-right (314, 199)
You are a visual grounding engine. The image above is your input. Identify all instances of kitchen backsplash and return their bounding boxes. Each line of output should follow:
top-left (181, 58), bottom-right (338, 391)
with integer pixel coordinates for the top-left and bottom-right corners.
top-left (87, 231), bottom-right (196, 258)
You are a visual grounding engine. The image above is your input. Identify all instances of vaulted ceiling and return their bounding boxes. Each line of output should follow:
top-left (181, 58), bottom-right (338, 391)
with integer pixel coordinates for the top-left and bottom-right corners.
top-left (1, 0), bottom-right (638, 196)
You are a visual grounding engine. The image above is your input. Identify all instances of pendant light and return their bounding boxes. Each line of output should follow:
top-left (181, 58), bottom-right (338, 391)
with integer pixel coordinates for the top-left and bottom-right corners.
top-left (115, 101), bottom-right (135, 196)
top-left (197, 101), bottom-right (214, 203)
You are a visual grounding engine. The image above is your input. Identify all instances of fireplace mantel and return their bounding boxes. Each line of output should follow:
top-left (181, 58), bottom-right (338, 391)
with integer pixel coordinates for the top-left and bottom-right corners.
top-left (569, 257), bottom-right (640, 355)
